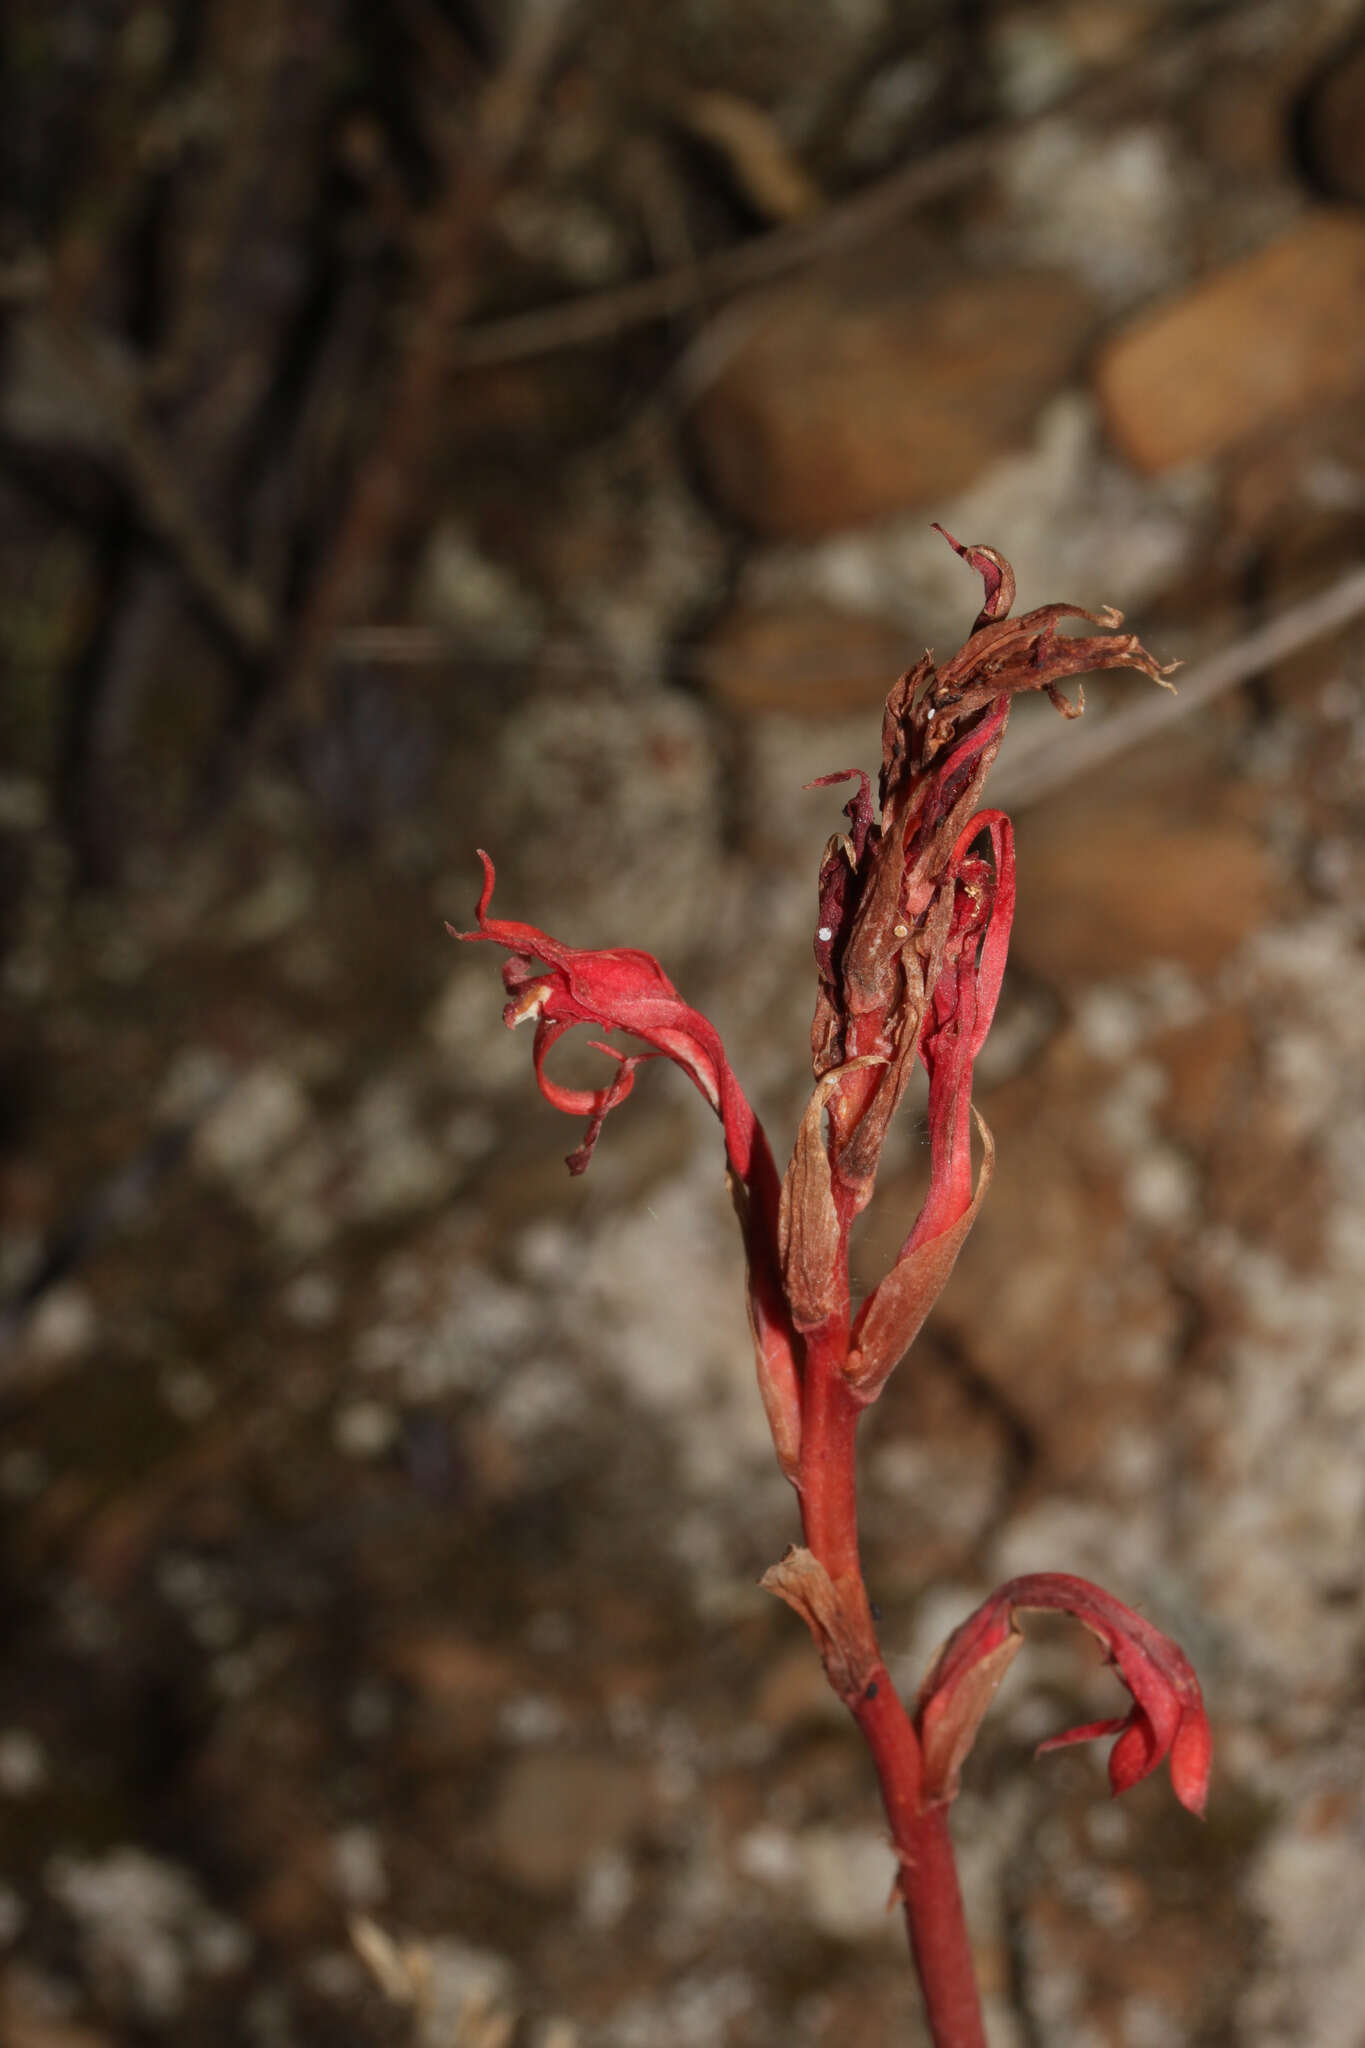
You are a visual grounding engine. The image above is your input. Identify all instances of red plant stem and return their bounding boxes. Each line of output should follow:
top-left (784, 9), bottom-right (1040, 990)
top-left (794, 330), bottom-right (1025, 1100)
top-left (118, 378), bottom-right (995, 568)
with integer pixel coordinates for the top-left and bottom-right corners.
top-left (799, 1325), bottom-right (987, 2048)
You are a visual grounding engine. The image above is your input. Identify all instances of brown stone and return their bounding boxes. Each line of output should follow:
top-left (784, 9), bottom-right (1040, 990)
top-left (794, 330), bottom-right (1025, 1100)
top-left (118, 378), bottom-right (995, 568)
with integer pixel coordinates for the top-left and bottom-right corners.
top-left (692, 264), bottom-right (1096, 537)
top-left (1011, 795), bottom-right (1270, 986)
top-left (486, 1750), bottom-right (650, 1893)
top-left (1058, 0), bottom-right (1159, 67)
top-left (383, 1631), bottom-right (532, 1766)
top-left (1095, 211), bottom-right (1365, 474)
top-left (384, 1630), bottom-right (522, 1704)
top-left (696, 601), bottom-right (910, 718)
top-left (923, 1043), bottom-right (1164, 1482)
top-left (1155, 1007), bottom-right (1253, 1150)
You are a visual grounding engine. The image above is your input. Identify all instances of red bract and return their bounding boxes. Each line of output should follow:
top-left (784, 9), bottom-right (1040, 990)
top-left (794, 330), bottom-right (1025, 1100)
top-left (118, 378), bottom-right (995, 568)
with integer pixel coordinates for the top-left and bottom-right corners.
top-left (908, 807), bottom-right (1014, 1249)
top-left (450, 851), bottom-right (802, 1473)
top-left (915, 1572), bottom-right (1212, 1817)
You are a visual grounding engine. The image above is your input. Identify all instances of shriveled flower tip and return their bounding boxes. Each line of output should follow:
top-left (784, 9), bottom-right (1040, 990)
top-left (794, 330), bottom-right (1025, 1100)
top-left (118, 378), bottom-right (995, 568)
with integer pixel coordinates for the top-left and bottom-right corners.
top-left (915, 1572), bottom-right (1210, 1817)
top-left (808, 530), bottom-right (1176, 1210)
top-left (789, 535), bottom-right (1176, 1392)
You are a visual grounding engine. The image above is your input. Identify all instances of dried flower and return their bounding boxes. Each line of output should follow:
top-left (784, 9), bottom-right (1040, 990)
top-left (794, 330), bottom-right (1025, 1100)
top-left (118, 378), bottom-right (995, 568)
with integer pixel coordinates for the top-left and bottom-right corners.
top-left (784, 527), bottom-right (1177, 1399)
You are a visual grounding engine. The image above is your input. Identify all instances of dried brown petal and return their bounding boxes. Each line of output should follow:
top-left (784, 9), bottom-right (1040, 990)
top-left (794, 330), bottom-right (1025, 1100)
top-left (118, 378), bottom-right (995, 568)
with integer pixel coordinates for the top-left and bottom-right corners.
top-left (760, 1545), bottom-right (879, 1703)
top-left (779, 1057), bottom-right (885, 1330)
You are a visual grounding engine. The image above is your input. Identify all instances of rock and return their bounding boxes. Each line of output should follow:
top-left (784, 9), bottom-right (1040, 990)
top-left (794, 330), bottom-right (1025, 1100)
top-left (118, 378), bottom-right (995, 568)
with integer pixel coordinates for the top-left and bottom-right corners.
top-left (486, 1751), bottom-right (650, 1894)
top-left (1152, 1006), bottom-right (1253, 1150)
top-left (384, 1631), bottom-right (523, 1708)
top-left (696, 601), bottom-right (909, 718)
top-left (1303, 36), bottom-right (1365, 203)
top-left (692, 260), bottom-right (1096, 537)
top-left (1011, 792), bottom-right (1270, 985)
top-left (926, 1037), bottom-right (1186, 1481)
top-left (1095, 211), bottom-right (1365, 473)
top-left (1058, 0), bottom-right (1158, 68)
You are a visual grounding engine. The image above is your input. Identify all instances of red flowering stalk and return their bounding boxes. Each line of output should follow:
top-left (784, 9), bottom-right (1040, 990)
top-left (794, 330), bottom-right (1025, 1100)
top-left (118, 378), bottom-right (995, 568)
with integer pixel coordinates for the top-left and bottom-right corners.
top-left (454, 533), bottom-right (1205, 2048)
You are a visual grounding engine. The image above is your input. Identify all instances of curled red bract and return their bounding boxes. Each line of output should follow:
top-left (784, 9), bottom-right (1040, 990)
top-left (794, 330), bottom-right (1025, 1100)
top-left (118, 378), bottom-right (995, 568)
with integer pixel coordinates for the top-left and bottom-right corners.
top-left (915, 1571), bottom-right (1211, 1817)
top-left (452, 850), bottom-right (766, 1171)
top-left (449, 852), bottom-right (803, 1475)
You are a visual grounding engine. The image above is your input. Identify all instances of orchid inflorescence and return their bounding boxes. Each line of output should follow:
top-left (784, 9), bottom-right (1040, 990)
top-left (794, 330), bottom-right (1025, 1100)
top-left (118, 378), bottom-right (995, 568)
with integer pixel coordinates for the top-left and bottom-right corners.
top-left (455, 529), bottom-right (1207, 2044)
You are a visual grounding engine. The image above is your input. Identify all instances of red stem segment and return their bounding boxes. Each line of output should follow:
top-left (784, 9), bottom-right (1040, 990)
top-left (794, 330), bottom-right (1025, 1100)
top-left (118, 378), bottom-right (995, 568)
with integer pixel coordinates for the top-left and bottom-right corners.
top-left (798, 1326), bottom-right (987, 2048)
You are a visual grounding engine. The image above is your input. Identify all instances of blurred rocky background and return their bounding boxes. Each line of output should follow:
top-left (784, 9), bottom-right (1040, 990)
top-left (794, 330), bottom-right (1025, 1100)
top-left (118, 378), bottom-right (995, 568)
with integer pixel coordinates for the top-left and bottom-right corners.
top-left (4, 0), bottom-right (1365, 2041)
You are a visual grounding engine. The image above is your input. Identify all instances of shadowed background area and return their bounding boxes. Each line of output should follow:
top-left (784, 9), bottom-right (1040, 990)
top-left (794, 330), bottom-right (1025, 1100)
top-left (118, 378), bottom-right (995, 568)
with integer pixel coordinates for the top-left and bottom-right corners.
top-left (4, 0), bottom-right (1365, 2041)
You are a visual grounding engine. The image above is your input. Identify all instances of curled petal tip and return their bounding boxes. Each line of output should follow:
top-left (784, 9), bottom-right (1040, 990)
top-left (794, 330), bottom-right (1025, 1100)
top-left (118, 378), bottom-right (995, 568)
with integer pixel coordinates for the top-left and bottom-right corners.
top-left (447, 850), bottom-right (499, 942)
top-left (1169, 1709), bottom-right (1213, 1819)
top-left (473, 848), bottom-right (496, 922)
top-left (932, 523), bottom-right (1016, 625)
